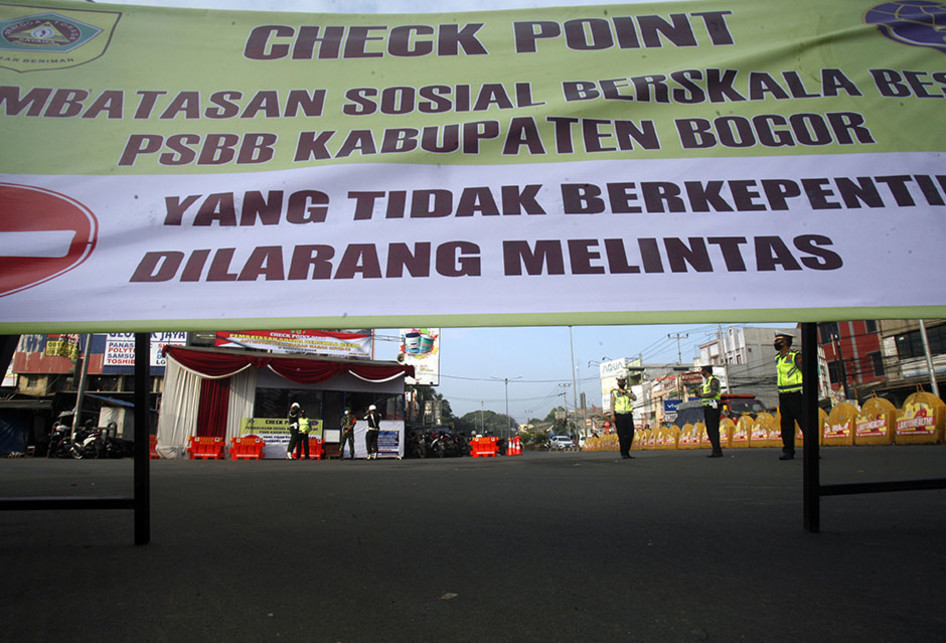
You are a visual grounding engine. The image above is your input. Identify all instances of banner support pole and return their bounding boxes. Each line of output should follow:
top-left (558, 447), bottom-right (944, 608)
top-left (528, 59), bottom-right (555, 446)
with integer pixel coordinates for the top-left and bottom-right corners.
top-left (134, 332), bottom-right (151, 546)
top-left (802, 322), bottom-right (820, 533)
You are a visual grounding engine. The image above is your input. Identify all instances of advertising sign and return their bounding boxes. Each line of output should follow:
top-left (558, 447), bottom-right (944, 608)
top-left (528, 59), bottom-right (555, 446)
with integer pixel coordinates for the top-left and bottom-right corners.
top-left (103, 331), bottom-right (187, 370)
top-left (400, 328), bottom-right (441, 385)
top-left (43, 333), bottom-right (80, 359)
top-left (1, 1), bottom-right (945, 332)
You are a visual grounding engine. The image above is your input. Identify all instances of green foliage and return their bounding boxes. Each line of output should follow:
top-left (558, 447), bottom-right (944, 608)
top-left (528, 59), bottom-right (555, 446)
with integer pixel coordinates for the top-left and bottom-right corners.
top-left (544, 406), bottom-right (564, 422)
top-left (519, 425), bottom-right (550, 448)
top-left (459, 409), bottom-right (516, 436)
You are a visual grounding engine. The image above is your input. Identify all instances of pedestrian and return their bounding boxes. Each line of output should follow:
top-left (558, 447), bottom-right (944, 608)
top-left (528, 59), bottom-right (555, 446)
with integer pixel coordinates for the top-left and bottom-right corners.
top-left (340, 408), bottom-right (356, 460)
top-left (774, 333), bottom-right (804, 460)
top-left (700, 365), bottom-right (723, 458)
top-left (286, 401), bottom-right (301, 460)
top-left (295, 410), bottom-right (312, 460)
top-left (364, 404), bottom-right (382, 460)
top-left (610, 377), bottom-right (637, 459)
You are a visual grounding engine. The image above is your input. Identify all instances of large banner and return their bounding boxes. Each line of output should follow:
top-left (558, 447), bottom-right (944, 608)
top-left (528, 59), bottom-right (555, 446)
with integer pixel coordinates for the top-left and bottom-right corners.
top-left (1, 0), bottom-right (945, 332)
top-left (215, 329), bottom-right (372, 358)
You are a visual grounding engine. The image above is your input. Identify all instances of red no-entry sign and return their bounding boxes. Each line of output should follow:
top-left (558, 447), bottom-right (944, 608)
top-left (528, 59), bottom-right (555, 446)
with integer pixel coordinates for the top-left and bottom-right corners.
top-left (0, 184), bottom-right (97, 297)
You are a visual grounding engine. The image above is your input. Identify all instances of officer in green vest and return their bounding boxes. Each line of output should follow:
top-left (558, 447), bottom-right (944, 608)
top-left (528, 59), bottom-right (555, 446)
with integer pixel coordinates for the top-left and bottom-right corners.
top-left (610, 377), bottom-right (638, 459)
top-left (775, 333), bottom-right (804, 460)
top-left (700, 365), bottom-right (723, 458)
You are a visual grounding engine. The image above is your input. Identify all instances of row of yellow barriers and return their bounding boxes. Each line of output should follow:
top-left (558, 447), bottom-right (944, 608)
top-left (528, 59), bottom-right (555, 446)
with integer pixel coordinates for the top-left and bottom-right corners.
top-left (584, 391), bottom-right (946, 452)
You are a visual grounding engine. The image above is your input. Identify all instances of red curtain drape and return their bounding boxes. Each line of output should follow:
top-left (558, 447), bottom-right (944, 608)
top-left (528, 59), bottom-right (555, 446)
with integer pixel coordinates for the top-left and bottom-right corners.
top-left (166, 346), bottom-right (262, 377)
top-left (268, 359), bottom-right (344, 384)
top-left (196, 377), bottom-right (230, 438)
top-left (165, 346), bottom-right (413, 383)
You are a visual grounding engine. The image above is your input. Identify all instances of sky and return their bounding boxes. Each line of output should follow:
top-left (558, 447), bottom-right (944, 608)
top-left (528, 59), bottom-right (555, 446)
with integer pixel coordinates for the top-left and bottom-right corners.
top-left (96, 0), bottom-right (790, 422)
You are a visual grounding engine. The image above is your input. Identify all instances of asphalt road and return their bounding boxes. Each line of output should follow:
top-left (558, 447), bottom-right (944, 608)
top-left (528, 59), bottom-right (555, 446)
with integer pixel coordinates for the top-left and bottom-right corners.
top-left (2, 446), bottom-right (945, 642)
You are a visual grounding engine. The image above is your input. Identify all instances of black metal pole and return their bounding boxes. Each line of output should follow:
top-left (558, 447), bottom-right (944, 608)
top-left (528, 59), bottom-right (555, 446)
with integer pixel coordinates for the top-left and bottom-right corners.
top-left (802, 323), bottom-right (820, 533)
top-left (134, 332), bottom-right (151, 545)
top-left (0, 335), bottom-right (18, 382)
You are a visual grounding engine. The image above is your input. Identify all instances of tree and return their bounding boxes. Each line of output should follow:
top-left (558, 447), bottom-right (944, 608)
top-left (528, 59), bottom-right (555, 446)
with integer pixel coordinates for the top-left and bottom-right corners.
top-left (459, 409), bottom-right (516, 437)
top-left (408, 385), bottom-right (456, 425)
top-left (519, 425), bottom-right (550, 449)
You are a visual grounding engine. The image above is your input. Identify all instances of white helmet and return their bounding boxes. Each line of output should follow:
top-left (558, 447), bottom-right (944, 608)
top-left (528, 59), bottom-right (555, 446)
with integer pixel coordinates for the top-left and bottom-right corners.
top-left (369, 404), bottom-right (377, 411)
top-left (291, 402), bottom-right (300, 409)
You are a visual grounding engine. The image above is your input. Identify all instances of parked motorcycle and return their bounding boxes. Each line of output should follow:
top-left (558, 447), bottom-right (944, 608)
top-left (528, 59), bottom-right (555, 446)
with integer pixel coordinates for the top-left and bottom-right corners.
top-left (69, 421), bottom-right (105, 459)
top-left (405, 429), bottom-right (426, 459)
top-left (423, 430), bottom-right (447, 458)
top-left (46, 422), bottom-right (74, 459)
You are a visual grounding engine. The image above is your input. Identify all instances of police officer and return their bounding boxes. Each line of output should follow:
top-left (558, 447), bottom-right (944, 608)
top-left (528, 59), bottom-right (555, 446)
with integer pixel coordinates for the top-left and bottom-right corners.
top-left (340, 408), bottom-right (356, 460)
top-left (700, 365), bottom-right (724, 458)
top-left (286, 402), bottom-right (301, 460)
top-left (610, 377), bottom-right (637, 459)
top-left (364, 404), bottom-right (382, 460)
top-left (775, 333), bottom-right (804, 460)
top-left (295, 410), bottom-right (312, 460)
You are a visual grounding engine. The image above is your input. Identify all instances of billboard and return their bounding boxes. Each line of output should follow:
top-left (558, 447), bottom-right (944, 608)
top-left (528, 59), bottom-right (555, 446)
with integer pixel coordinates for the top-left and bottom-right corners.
top-left (1, 0), bottom-right (944, 332)
top-left (399, 327), bottom-right (441, 385)
top-left (103, 331), bottom-right (187, 370)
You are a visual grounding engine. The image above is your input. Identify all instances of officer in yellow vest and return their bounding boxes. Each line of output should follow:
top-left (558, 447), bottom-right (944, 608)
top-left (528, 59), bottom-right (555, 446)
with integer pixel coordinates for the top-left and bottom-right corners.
top-left (775, 333), bottom-right (804, 460)
top-left (700, 365), bottom-right (723, 458)
top-left (610, 377), bottom-right (638, 459)
top-left (294, 411), bottom-right (312, 460)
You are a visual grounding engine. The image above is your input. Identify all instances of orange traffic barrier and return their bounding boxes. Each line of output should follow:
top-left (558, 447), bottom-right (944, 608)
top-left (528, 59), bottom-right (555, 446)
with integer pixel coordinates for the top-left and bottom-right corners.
top-left (149, 434), bottom-right (160, 459)
top-left (187, 435), bottom-right (225, 459)
top-left (471, 436), bottom-right (497, 457)
top-left (307, 436), bottom-right (324, 460)
top-left (229, 434), bottom-right (265, 460)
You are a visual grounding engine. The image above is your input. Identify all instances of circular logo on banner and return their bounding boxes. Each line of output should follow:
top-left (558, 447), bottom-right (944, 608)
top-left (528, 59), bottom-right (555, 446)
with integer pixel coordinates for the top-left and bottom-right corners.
top-left (0, 183), bottom-right (97, 297)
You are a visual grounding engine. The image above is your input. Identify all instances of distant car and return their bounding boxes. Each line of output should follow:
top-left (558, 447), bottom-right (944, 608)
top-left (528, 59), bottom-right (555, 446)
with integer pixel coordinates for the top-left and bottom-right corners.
top-left (673, 394), bottom-right (767, 427)
top-left (549, 435), bottom-right (575, 450)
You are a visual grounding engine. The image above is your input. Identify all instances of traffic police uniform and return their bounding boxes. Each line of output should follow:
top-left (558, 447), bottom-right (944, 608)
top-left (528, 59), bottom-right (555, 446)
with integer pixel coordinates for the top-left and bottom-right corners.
top-left (701, 371), bottom-right (723, 457)
top-left (776, 341), bottom-right (804, 460)
top-left (611, 380), bottom-right (637, 459)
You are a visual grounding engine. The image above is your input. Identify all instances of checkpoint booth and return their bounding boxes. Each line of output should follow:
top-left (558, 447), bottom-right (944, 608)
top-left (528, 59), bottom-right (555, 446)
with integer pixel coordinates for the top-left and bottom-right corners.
top-left (155, 346), bottom-right (413, 459)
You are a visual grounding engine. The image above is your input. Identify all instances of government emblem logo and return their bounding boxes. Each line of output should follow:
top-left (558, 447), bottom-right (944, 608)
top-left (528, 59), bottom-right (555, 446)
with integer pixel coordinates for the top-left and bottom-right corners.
top-left (0, 7), bottom-right (120, 72)
top-left (865, 1), bottom-right (946, 54)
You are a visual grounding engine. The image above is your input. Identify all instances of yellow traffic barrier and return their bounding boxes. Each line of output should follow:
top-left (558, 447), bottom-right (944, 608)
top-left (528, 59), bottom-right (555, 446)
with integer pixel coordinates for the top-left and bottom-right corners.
top-left (854, 396), bottom-right (895, 445)
top-left (749, 412), bottom-right (779, 448)
top-left (732, 415), bottom-right (752, 448)
top-left (823, 401), bottom-right (858, 446)
top-left (677, 423), bottom-right (700, 450)
top-left (895, 391), bottom-right (945, 445)
top-left (720, 417), bottom-right (736, 449)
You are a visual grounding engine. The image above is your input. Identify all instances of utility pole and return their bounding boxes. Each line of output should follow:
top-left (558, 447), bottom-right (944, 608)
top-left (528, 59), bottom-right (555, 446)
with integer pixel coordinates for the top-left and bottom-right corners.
top-left (918, 320), bottom-right (940, 398)
top-left (561, 390), bottom-right (569, 435)
top-left (717, 325), bottom-right (730, 393)
top-left (669, 333), bottom-right (688, 400)
top-left (833, 333), bottom-right (850, 399)
top-left (568, 326), bottom-right (578, 427)
top-left (71, 334), bottom-right (92, 439)
top-left (668, 333), bottom-right (688, 364)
